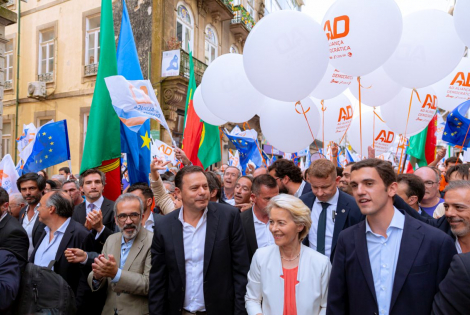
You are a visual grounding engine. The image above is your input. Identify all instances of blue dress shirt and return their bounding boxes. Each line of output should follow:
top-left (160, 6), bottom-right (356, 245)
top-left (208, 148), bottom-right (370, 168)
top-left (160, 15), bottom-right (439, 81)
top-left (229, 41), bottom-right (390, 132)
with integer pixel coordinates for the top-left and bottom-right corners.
top-left (34, 218), bottom-right (71, 269)
top-left (111, 235), bottom-right (135, 283)
top-left (365, 208), bottom-right (404, 315)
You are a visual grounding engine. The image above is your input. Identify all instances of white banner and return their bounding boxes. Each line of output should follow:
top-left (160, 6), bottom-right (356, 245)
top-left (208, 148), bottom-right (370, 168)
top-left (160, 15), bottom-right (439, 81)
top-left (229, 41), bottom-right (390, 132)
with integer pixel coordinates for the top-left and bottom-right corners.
top-left (0, 154), bottom-right (20, 194)
top-left (161, 50), bottom-right (181, 77)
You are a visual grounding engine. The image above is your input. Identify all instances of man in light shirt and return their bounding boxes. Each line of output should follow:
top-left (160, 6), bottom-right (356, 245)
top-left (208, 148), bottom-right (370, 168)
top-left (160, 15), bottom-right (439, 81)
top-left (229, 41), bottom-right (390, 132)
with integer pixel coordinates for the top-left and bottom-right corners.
top-left (128, 182), bottom-right (162, 232)
top-left (221, 166), bottom-right (241, 205)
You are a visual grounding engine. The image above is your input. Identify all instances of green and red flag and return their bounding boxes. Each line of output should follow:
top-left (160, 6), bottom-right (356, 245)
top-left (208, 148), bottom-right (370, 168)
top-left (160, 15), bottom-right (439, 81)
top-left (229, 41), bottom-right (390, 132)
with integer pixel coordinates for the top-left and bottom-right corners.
top-left (407, 114), bottom-right (438, 169)
top-left (80, 0), bottom-right (121, 200)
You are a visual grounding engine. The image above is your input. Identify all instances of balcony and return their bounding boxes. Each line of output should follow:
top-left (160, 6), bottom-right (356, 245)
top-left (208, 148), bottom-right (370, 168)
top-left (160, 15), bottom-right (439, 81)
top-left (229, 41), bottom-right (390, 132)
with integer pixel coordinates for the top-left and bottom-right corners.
top-left (205, 0), bottom-right (234, 22)
top-left (4, 80), bottom-right (12, 90)
top-left (84, 63), bottom-right (98, 76)
top-left (38, 72), bottom-right (53, 83)
top-left (1, 0), bottom-right (15, 7)
top-left (230, 5), bottom-right (255, 42)
top-left (179, 49), bottom-right (208, 86)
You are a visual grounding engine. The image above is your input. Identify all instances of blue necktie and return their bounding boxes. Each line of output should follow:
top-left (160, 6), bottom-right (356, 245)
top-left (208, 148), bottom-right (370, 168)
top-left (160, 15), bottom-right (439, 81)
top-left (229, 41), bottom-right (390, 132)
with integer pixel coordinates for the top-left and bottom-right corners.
top-left (317, 202), bottom-right (330, 255)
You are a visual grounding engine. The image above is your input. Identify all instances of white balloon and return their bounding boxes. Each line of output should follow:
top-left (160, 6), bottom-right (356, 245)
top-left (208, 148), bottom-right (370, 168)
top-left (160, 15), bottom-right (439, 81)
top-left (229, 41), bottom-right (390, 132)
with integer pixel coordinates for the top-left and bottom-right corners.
top-left (260, 97), bottom-right (320, 153)
top-left (381, 87), bottom-right (436, 136)
top-left (432, 58), bottom-right (470, 111)
top-left (311, 64), bottom-right (353, 100)
top-left (243, 10), bottom-right (329, 102)
top-left (322, 0), bottom-right (403, 77)
top-left (348, 108), bottom-right (395, 157)
top-left (383, 10), bottom-right (465, 89)
top-left (348, 67), bottom-right (403, 107)
top-left (454, 0), bottom-right (470, 47)
top-left (313, 94), bottom-right (353, 144)
top-left (193, 86), bottom-right (227, 126)
top-left (201, 54), bottom-right (264, 123)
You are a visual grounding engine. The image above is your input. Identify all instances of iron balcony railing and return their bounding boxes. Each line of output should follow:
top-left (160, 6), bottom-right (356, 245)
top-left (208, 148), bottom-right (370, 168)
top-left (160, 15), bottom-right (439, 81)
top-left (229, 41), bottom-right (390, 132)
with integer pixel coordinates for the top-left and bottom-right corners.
top-left (4, 80), bottom-right (12, 90)
top-left (84, 63), bottom-right (99, 76)
top-left (231, 5), bottom-right (255, 31)
top-left (179, 49), bottom-right (208, 85)
top-left (38, 72), bottom-right (54, 83)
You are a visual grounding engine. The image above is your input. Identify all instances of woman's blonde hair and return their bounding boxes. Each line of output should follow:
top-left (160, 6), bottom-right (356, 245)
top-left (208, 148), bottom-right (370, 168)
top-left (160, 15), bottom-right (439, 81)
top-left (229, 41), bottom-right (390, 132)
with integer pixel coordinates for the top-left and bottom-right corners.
top-left (266, 194), bottom-right (312, 242)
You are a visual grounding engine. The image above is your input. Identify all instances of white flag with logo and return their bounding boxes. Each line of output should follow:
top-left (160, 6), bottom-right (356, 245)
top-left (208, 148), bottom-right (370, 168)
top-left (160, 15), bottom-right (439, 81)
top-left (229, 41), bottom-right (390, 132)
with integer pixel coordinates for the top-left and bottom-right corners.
top-left (0, 154), bottom-right (20, 193)
top-left (151, 139), bottom-right (177, 165)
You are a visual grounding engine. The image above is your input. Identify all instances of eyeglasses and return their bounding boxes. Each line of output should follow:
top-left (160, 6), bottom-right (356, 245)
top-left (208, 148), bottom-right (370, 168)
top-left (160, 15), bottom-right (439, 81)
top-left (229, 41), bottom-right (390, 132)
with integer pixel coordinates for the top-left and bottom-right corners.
top-left (116, 212), bottom-right (141, 222)
top-left (423, 181), bottom-right (438, 188)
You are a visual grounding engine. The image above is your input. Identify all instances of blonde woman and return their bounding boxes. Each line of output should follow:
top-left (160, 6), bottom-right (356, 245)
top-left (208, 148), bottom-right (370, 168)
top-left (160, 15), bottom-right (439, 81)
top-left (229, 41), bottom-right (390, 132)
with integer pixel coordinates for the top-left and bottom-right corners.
top-left (245, 194), bottom-right (331, 315)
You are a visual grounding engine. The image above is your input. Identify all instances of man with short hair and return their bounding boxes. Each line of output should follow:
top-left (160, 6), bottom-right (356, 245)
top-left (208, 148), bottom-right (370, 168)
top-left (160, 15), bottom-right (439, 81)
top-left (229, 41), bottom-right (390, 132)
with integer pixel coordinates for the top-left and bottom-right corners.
top-left (88, 193), bottom-right (152, 314)
top-left (222, 166), bottom-right (241, 205)
top-left (149, 166), bottom-right (249, 315)
top-left (8, 192), bottom-right (26, 219)
top-left (414, 167), bottom-right (444, 217)
top-left (62, 180), bottom-right (84, 206)
top-left (128, 182), bottom-right (162, 232)
top-left (18, 172), bottom-right (47, 258)
top-left (327, 159), bottom-right (456, 315)
top-left (234, 176), bottom-right (253, 212)
top-left (240, 174), bottom-right (279, 261)
top-left (253, 167), bottom-right (267, 178)
top-left (446, 163), bottom-right (470, 182)
top-left (396, 174), bottom-right (432, 218)
top-left (338, 162), bottom-right (355, 195)
top-left (268, 159), bottom-right (311, 197)
top-left (205, 171), bottom-right (224, 203)
top-left (59, 167), bottom-right (71, 177)
top-left (443, 181), bottom-right (470, 253)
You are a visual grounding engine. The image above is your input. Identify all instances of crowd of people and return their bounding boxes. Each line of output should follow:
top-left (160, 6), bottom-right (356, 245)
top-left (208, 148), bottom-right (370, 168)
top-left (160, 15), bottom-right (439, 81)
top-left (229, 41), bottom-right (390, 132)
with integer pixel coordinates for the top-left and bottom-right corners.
top-left (0, 148), bottom-right (469, 315)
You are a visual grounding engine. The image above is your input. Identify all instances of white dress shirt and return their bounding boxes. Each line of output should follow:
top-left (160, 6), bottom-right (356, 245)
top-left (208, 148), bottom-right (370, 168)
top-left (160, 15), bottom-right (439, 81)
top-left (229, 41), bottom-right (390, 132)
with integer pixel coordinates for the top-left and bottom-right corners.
top-left (308, 189), bottom-right (339, 258)
top-left (178, 206), bottom-right (208, 312)
top-left (0, 211), bottom-right (7, 222)
top-left (34, 218), bottom-right (71, 269)
top-left (456, 238), bottom-right (463, 254)
top-left (144, 212), bottom-right (155, 233)
top-left (294, 181), bottom-right (307, 198)
top-left (253, 209), bottom-right (275, 248)
top-left (85, 195), bottom-right (104, 216)
top-left (22, 204), bottom-right (40, 258)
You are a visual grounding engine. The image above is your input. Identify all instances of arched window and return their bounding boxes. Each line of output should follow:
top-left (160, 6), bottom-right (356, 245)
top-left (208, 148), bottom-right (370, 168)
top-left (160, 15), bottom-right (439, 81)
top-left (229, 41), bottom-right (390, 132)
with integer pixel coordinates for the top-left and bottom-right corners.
top-left (176, 3), bottom-right (194, 52)
top-left (230, 45), bottom-right (239, 54)
top-left (204, 25), bottom-right (218, 64)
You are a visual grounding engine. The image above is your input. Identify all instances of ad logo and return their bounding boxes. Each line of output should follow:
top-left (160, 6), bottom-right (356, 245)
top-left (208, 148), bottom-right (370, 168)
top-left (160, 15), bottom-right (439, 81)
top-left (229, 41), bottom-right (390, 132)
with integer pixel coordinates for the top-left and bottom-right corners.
top-left (450, 72), bottom-right (470, 87)
top-left (324, 15), bottom-right (350, 40)
top-left (338, 105), bottom-right (353, 122)
top-left (422, 94), bottom-right (437, 110)
top-left (375, 130), bottom-right (394, 144)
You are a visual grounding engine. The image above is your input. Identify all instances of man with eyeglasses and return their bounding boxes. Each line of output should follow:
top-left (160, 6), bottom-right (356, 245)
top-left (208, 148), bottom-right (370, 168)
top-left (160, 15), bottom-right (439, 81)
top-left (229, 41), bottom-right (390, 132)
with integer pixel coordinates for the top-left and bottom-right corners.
top-left (88, 193), bottom-right (152, 314)
top-left (414, 167), bottom-right (445, 217)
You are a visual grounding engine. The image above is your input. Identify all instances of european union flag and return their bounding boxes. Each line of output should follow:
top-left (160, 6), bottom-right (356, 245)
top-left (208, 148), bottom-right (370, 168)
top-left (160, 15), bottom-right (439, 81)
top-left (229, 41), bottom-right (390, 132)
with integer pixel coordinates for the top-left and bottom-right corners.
top-left (22, 120), bottom-right (71, 173)
top-left (442, 100), bottom-right (470, 148)
top-left (224, 131), bottom-right (262, 174)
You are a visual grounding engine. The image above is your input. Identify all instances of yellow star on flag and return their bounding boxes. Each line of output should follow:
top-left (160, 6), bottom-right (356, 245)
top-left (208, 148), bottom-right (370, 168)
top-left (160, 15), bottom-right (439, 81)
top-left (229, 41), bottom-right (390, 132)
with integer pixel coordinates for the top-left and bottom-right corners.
top-left (141, 131), bottom-right (151, 150)
top-left (49, 149), bottom-right (53, 152)
top-left (40, 159), bottom-right (42, 163)
top-left (49, 136), bottom-right (52, 139)
top-left (45, 155), bottom-right (48, 159)
top-left (42, 132), bottom-right (46, 136)
top-left (455, 118), bottom-right (459, 121)
top-left (444, 132), bottom-right (447, 135)
top-left (50, 142), bottom-right (54, 145)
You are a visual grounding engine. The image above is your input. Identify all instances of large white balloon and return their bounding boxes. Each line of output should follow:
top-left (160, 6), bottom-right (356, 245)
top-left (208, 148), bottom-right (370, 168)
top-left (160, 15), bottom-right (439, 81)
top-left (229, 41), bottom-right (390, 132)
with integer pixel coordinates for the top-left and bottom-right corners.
top-left (432, 58), bottom-right (470, 111)
top-left (201, 54), bottom-right (264, 123)
top-left (260, 97), bottom-right (320, 153)
top-left (193, 86), bottom-right (227, 126)
top-left (348, 67), bottom-right (403, 107)
top-left (383, 10), bottom-right (465, 89)
top-left (348, 108), bottom-right (395, 157)
top-left (243, 10), bottom-right (329, 102)
top-left (311, 64), bottom-right (353, 100)
top-left (454, 0), bottom-right (470, 47)
top-left (322, 0), bottom-right (402, 77)
top-left (313, 94), bottom-right (353, 144)
top-left (381, 87), bottom-right (436, 136)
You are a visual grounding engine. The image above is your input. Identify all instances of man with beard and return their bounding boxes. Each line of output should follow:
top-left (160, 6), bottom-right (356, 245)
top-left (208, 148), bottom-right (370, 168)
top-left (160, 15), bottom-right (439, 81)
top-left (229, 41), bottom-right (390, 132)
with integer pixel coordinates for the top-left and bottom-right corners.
top-left (221, 166), bottom-right (240, 205)
top-left (234, 176), bottom-right (253, 212)
top-left (442, 181), bottom-right (470, 253)
top-left (268, 159), bottom-right (311, 197)
top-left (88, 193), bottom-right (152, 314)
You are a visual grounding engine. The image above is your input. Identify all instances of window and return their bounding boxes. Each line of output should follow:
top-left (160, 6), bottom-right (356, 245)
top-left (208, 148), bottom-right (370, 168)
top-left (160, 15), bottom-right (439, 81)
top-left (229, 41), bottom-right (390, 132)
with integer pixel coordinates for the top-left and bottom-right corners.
top-left (247, 0), bottom-right (255, 18)
top-left (173, 110), bottom-right (185, 147)
top-left (85, 15), bottom-right (100, 66)
top-left (83, 113), bottom-right (89, 149)
top-left (265, 0), bottom-right (272, 14)
top-left (2, 122), bottom-right (11, 157)
top-left (5, 40), bottom-right (13, 89)
top-left (176, 3), bottom-right (194, 52)
top-left (230, 45), bottom-right (239, 54)
top-left (204, 25), bottom-right (218, 65)
top-left (38, 29), bottom-right (55, 78)
top-left (273, 0), bottom-right (281, 12)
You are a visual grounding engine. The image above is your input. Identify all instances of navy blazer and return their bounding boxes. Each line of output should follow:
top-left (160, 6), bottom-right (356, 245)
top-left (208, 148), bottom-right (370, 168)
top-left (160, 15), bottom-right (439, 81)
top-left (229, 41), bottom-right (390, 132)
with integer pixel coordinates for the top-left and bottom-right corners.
top-left (301, 181), bottom-right (312, 196)
top-left (300, 190), bottom-right (364, 261)
top-left (327, 212), bottom-right (457, 315)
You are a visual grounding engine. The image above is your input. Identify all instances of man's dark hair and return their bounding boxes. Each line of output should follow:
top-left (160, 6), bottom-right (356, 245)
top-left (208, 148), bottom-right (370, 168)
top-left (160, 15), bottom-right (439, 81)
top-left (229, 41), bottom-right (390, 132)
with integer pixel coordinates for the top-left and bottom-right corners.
top-left (46, 190), bottom-right (74, 218)
top-left (268, 159), bottom-right (303, 183)
top-left (336, 167), bottom-right (344, 177)
top-left (62, 179), bottom-right (79, 189)
top-left (46, 180), bottom-right (58, 190)
top-left (237, 176), bottom-right (253, 184)
top-left (252, 174), bottom-right (278, 195)
top-left (446, 164), bottom-right (470, 181)
top-left (206, 171), bottom-right (222, 200)
top-left (0, 187), bottom-right (9, 205)
top-left (79, 168), bottom-right (106, 187)
top-left (175, 166), bottom-right (206, 190)
top-left (397, 174), bottom-right (425, 203)
top-left (444, 180), bottom-right (470, 193)
top-left (59, 167), bottom-right (70, 174)
top-left (351, 159), bottom-right (397, 188)
top-left (445, 156), bottom-right (462, 167)
top-left (127, 182), bottom-right (154, 201)
top-left (17, 172), bottom-right (47, 192)
top-left (345, 162), bottom-right (356, 167)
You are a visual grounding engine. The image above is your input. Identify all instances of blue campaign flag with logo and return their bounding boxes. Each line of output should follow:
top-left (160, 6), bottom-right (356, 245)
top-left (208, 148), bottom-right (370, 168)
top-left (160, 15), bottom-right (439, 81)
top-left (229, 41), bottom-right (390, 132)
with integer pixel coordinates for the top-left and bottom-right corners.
top-left (442, 100), bottom-right (470, 148)
top-left (224, 130), bottom-right (262, 174)
top-left (117, 0), bottom-right (150, 185)
top-left (22, 120), bottom-right (71, 173)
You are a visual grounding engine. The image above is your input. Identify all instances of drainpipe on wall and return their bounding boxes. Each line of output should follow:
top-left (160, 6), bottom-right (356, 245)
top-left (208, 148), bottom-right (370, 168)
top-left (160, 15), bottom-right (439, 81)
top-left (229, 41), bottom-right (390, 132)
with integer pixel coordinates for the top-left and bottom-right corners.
top-left (14, 0), bottom-right (20, 164)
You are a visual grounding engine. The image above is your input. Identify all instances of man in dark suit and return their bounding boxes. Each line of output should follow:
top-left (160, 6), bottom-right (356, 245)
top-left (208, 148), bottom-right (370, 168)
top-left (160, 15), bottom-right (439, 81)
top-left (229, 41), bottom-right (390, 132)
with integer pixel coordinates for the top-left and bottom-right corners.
top-left (17, 172), bottom-right (46, 258)
top-left (150, 166), bottom-right (250, 315)
top-left (396, 174), bottom-right (433, 219)
top-left (269, 158), bottom-right (311, 197)
top-left (300, 159), bottom-right (363, 261)
top-left (241, 174), bottom-right (279, 262)
top-left (30, 190), bottom-right (90, 310)
top-left (432, 252), bottom-right (470, 314)
top-left (327, 159), bottom-right (456, 315)
top-left (0, 249), bottom-right (20, 314)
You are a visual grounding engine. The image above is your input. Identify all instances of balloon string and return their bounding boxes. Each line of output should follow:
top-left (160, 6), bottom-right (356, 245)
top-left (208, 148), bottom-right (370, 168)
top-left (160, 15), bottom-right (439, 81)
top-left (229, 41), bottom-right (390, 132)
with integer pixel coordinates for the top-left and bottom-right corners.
top-left (373, 107), bottom-right (376, 150)
top-left (397, 136), bottom-right (407, 174)
top-left (457, 123), bottom-right (470, 154)
top-left (242, 122), bottom-right (251, 131)
top-left (321, 100), bottom-right (326, 152)
top-left (398, 89), bottom-right (420, 173)
top-left (295, 101), bottom-right (319, 152)
top-left (219, 127), bottom-right (224, 164)
top-left (358, 77), bottom-right (363, 158)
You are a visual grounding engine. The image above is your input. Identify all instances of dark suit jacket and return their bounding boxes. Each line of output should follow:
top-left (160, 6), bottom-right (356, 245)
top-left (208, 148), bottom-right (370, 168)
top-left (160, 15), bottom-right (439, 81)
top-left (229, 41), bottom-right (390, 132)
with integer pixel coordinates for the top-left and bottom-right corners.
top-left (240, 207), bottom-right (257, 263)
top-left (149, 202), bottom-right (250, 315)
top-left (432, 253), bottom-right (470, 315)
top-left (300, 190), bottom-right (364, 261)
top-left (327, 212), bottom-right (457, 315)
top-left (0, 213), bottom-right (29, 271)
top-left (30, 219), bottom-right (90, 309)
top-left (0, 249), bottom-right (20, 313)
top-left (301, 181), bottom-right (311, 196)
top-left (19, 205), bottom-right (46, 249)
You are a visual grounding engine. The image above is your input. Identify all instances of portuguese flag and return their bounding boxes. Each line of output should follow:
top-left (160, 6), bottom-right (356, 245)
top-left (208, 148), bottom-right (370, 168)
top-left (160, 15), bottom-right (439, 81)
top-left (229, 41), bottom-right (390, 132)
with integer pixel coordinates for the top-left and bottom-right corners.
top-left (407, 114), bottom-right (438, 168)
top-left (182, 51), bottom-right (221, 169)
top-left (80, 0), bottom-right (121, 201)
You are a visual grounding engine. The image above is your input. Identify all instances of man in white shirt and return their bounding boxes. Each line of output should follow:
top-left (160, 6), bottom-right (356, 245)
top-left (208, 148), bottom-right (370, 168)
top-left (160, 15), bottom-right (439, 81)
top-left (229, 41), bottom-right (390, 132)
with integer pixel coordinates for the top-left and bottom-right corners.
top-left (268, 158), bottom-right (311, 197)
top-left (222, 166), bottom-right (240, 205)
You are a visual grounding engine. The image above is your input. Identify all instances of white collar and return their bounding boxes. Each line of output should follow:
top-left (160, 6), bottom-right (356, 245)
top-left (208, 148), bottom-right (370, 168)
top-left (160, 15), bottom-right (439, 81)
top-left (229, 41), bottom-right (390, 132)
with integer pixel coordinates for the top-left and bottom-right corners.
top-left (314, 188), bottom-right (340, 206)
top-left (178, 205), bottom-right (208, 228)
top-left (85, 195), bottom-right (104, 210)
top-left (294, 181), bottom-right (307, 198)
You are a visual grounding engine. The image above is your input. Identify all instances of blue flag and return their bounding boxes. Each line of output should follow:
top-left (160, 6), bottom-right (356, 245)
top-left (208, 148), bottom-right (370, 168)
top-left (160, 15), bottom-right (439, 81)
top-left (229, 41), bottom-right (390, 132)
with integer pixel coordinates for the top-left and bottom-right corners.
top-left (224, 131), bottom-right (262, 174)
top-left (22, 120), bottom-right (71, 173)
top-left (442, 100), bottom-right (470, 148)
top-left (117, 0), bottom-right (150, 185)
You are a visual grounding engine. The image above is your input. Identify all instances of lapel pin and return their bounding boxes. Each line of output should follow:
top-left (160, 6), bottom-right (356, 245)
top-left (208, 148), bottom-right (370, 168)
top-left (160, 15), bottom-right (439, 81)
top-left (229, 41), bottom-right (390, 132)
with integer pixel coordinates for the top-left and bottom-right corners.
top-left (341, 209), bottom-right (345, 213)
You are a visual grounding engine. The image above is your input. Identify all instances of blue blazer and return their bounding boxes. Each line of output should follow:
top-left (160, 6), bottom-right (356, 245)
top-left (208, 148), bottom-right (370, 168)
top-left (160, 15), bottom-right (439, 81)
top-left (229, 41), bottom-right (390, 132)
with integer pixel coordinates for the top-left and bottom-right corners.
top-left (300, 190), bottom-right (364, 261)
top-left (327, 212), bottom-right (457, 315)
